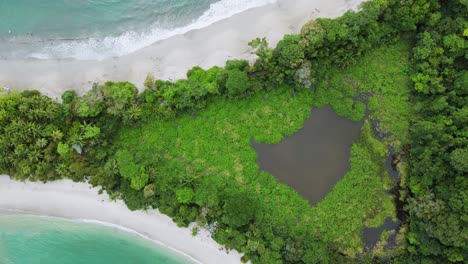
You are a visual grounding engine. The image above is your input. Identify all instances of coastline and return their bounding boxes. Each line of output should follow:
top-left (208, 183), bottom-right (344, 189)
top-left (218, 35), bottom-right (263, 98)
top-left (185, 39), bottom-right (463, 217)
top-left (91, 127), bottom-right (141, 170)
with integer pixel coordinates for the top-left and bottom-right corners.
top-left (0, 1), bottom-right (366, 262)
top-left (0, 175), bottom-right (243, 264)
top-left (0, 0), bottom-right (365, 99)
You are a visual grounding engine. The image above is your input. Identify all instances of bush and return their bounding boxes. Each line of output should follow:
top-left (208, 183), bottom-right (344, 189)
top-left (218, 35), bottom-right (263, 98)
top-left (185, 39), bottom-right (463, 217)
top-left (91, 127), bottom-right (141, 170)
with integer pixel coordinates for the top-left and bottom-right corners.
top-left (226, 69), bottom-right (250, 98)
top-left (61, 90), bottom-right (77, 104)
top-left (225, 60), bottom-right (249, 71)
top-left (274, 35), bottom-right (304, 69)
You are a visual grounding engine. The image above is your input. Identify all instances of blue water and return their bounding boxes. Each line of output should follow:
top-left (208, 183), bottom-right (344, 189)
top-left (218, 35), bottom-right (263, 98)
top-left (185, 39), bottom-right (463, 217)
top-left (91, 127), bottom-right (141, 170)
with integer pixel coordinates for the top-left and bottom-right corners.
top-left (0, 0), bottom-right (276, 60)
top-left (0, 213), bottom-right (193, 264)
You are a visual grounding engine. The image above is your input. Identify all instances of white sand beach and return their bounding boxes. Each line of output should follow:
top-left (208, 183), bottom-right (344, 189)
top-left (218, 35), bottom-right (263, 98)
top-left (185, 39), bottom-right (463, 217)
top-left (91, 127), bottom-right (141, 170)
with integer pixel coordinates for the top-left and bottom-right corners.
top-left (0, 0), bottom-right (365, 99)
top-left (0, 175), bottom-right (243, 264)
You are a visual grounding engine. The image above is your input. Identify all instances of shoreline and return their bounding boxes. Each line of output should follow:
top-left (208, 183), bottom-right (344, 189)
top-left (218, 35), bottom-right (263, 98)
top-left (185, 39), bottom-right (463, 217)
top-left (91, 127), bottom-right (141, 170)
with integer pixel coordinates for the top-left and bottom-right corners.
top-left (0, 175), bottom-right (244, 264)
top-left (0, 210), bottom-right (202, 264)
top-left (0, 0), bottom-right (365, 99)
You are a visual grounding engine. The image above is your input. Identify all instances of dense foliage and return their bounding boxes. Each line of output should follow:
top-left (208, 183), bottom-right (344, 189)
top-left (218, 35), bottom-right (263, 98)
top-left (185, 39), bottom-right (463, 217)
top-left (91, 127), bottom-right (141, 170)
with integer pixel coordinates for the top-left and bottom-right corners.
top-left (0, 90), bottom-right (64, 180)
top-left (404, 1), bottom-right (468, 262)
top-left (1, 0), bottom-right (466, 263)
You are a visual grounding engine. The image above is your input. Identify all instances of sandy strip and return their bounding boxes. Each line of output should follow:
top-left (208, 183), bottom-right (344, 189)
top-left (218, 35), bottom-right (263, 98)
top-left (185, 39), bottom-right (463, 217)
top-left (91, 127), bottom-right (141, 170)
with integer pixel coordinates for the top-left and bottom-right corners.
top-left (0, 0), bottom-right (365, 99)
top-left (0, 175), bottom-right (244, 264)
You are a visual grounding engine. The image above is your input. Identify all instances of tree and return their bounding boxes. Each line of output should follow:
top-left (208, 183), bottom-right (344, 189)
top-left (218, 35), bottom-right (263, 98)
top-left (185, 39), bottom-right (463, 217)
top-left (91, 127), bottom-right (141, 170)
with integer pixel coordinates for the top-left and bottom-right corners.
top-left (61, 90), bottom-right (77, 104)
top-left (101, 82), bottom-right (138, 116)
top-left (226, 69), bottom-right (250, 98)
top-left (123, 104), bottom-right (142, 125)
top-left (225, 60), bottom-right (249, 72)
top-left (130, 167), bottom-right (148, 191)
top-left (176, 188), bottom-right (194, 204)
top-left (274, 35), bottom-right (305, 69)
top-left (222, 193), bottom-right (257, 228)
top-left (187, 66), bottom-right (225, 95)
top-left (386, 0), bottom-right (439, 31)
top-left (74, 87), bottom-right (105, 118)
top-left (35, 138), bottom-right (48, 149)
top-left (116, 150), bottom-right (139, 180)
top-left (143, 184), bottom-right (156, 198)
top-left (82, 124), bottom-right (101, 139)
top-left (69, 133), bottom-right (84, 148)
top-left (249, 38), bottom-right (272, 60)
top-left (450, 148), bottom-right (468, 172)
top-left (115, 151), bottom-right (148, 190)
top-left (57, 142), bottom-right (72, 157)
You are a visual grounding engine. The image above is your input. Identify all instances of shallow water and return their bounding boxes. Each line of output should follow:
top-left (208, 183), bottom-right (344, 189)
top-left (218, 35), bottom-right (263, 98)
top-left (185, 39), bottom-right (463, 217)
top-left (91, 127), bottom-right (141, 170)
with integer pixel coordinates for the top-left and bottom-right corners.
top-left (0, 0), bottom-right (275, 59)
top-left (0, 213), bottom-right (192, 264)
top-left (252, 106), bottom-right (363, 204)
top-left (0, 0), bottom-right (214, 38)
top-left (363, 217), bottom-right (400, 249)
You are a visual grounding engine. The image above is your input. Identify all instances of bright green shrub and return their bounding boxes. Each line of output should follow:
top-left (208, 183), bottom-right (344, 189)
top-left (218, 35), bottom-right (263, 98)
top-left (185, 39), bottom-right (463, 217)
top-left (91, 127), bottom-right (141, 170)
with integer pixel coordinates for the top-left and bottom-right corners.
top-left (226, 69), bottom-right (250, 98)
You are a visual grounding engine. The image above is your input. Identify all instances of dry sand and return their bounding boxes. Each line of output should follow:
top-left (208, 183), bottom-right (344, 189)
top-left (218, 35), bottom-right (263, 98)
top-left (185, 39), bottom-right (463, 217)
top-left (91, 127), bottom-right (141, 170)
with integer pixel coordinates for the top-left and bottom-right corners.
top-left (0, 0), bottom-right (365, 100)
top-left (0, 175), bottom-right (243, 264)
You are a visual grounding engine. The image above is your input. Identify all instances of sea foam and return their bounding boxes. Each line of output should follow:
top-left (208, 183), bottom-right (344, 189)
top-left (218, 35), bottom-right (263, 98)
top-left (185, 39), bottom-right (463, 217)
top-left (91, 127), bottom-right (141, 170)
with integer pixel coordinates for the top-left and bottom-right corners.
top-left (28, 0), bottom-right (276, 60)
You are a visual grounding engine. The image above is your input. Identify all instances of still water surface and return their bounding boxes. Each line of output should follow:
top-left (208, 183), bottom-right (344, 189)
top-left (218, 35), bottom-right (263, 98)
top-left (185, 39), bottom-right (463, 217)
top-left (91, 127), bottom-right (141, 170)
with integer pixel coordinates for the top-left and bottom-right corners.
top-left (253, 106), bottom-right (363, 204)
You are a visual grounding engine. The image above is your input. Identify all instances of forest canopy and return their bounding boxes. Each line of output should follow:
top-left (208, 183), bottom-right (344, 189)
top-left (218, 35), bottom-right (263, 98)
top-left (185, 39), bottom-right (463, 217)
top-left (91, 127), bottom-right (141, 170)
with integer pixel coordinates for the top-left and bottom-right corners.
top-left (0, 0), bottom-right (466, 263)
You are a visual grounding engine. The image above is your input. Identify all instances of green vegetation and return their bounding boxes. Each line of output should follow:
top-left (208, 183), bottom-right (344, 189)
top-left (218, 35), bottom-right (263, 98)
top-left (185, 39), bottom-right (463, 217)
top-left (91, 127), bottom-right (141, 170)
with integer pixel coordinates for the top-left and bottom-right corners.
top-left (0, 90), bottom-right (64, 181)
top-left (1, 0), bottom-right (466, 263)
top-left (311, 38), bottom-right (412, 150)
top-left (404, 1), bottom-right (468, 262)
top-left (314, 121), bottom-right (396, 256)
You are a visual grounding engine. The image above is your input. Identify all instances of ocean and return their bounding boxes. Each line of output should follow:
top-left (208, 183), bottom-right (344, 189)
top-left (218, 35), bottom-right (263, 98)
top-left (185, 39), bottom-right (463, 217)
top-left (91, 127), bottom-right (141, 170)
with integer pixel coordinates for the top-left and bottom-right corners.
top-left (0, 0), bottom-right (275, 60)
top-left (0, 213), bottom-right (193, 264)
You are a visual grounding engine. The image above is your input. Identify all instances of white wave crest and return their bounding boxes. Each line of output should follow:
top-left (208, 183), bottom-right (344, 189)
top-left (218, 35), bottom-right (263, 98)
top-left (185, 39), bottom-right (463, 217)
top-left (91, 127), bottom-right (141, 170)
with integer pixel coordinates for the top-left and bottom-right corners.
top-left (29, 0), bottom-right (277, 60)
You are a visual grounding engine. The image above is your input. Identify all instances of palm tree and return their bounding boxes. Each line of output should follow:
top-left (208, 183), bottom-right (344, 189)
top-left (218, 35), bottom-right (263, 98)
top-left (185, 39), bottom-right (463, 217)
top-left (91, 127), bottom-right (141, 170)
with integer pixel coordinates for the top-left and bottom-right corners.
top-left (337, 52), bottom-right (357, 69)
top-left (179, 167), bottom-right (201, 188)
top-left (123, 104), bottom-right (142, 125)
top-left (69, 133), bottom-right (85, 147)
top-left (23, 121), bottom-right (43, 140)
top-left (104, 159), bottom-right (120, 177)
top-left (55, 163), bottom-right (70, 177)
top-left (36, 138), bottom-right (48, 149)
top-left (13, 144), bottom-right (28, 159)
top-left (27, 149), bottom-right (42, 163)
top-left (51, 130), bottom-right (64, 141)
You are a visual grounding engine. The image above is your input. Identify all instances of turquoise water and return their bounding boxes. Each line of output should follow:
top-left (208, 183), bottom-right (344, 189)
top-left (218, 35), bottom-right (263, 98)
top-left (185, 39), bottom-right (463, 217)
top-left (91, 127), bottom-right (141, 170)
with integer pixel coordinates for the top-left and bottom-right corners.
top-left (0, 0), bottom-right (275, 59)
top-left (0, 0), bottom-right (215, 38)
top-left (0, 214), bottom-right (192, 264)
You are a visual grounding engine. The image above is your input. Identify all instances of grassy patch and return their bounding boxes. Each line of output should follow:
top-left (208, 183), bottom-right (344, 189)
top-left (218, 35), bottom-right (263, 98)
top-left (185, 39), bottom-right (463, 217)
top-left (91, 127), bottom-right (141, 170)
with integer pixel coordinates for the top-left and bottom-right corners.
top-left (313, 121), bottom-right (396, 255)
top-left (312, 38), bottom-right (412, 151)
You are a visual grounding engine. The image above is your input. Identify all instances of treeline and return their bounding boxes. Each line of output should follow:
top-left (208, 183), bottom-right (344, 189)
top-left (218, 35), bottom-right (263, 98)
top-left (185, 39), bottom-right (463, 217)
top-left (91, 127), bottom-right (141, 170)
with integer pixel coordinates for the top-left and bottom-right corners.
top-left (0, 59), bottom-right (264, 182)
top-left (0, 0), bottom-right (466, 263)
top-left (405, 0), bottom-right (467, 262)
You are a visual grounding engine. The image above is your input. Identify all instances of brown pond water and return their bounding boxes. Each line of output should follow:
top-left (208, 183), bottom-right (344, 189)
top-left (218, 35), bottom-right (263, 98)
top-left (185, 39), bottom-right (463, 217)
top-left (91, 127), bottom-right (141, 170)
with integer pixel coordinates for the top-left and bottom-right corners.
top-left (253, 106), bottom-right (403, 248)
top-left (252, 106), bottom-right (363, 205)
